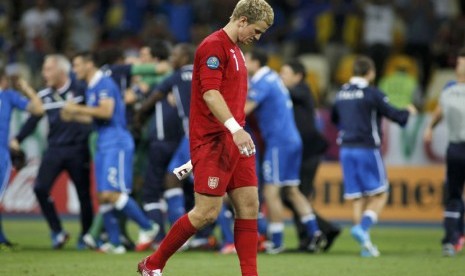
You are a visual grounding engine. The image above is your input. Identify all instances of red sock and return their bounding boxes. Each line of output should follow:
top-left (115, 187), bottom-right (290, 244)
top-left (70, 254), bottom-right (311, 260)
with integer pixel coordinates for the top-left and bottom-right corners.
top-left (234, 219), bottom-right (258, 276)
top-left (147, 214), bottom-right (197, 270)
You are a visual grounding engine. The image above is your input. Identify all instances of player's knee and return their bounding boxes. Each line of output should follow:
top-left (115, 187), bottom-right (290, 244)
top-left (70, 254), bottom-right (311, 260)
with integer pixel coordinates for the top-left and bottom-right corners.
top-left (283, 186), bottom-right (299, 199)
top-left (264, 187), bottom-right (278, 198)
top-left (191, 206), bottom-right (221, 227)
top-left (235, 198), bottom-right (259, 218)
top-left (98, 192), bottom-right (120, 204)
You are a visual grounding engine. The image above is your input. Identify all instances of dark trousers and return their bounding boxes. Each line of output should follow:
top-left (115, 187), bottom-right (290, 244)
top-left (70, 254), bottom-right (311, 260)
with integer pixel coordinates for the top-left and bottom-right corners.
top-left (283, 155), bottom-right (341, 250)
top-left (34, 144), bottom-right (93, 235)
top-left (443, 142), bottom-right (465, 244)
top-left (141, 140), bottom-right (179, 204)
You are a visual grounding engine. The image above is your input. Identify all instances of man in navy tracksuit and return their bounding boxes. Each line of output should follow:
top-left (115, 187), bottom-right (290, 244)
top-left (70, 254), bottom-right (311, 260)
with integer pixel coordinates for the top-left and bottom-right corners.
top-left (140, 97), bottom-right (184, 245)
top-left (10, 55), bottom-right (93, 249)
top-left (331, 56), bottom-right (416, 257)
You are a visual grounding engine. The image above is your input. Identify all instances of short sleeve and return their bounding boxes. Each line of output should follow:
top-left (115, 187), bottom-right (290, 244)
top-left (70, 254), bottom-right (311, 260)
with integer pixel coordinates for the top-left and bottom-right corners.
top-left (8, 90), bottom-right (29, 111)
top-left (197, 40), bottom-right (226, 93)
top-left (247, 83), bottom-right (269, 105)
top-left (96, 80), bottom-right (115, 101)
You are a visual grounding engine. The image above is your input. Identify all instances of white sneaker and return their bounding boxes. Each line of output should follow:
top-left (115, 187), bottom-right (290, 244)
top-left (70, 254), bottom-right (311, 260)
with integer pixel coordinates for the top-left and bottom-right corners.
top-left (136, 224), bottom-right (160, 251)
top-left (263, 241), bottom-right (284, 254)
top-left (83, 233), bottom-right (97, 249)
top-left (99, 243), bottom-right (126, 254)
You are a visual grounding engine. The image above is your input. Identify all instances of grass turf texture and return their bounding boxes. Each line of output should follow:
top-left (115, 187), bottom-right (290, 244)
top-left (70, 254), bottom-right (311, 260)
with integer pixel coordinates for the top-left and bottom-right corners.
top-left (1, 219), bottom-right (464, 275)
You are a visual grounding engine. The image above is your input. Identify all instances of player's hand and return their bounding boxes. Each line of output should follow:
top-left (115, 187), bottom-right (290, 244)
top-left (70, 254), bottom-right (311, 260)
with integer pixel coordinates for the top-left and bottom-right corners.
top-left (124, 88), bottom-right (137, 105)
top-left (15, 78), bottom-right (35, 96)
top-left (406, 104), bottom-right (418, 115)
top-left (62, 102), bottom-right (78, 114)
top-left (423, 127), bottom-right (433, 144)
top-left (9, 138), bottom-right (20, 151)
top-left (167, 93), bottom-right (177, 107)
top-left (61, 103), bottom-right (77, 121)
top-left (232, 129), bottom-right (256, 157)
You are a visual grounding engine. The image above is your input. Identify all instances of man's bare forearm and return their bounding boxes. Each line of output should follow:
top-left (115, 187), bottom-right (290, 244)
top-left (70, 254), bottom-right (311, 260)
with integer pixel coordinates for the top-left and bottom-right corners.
top-left (202, 89), bottom-right (235, 124)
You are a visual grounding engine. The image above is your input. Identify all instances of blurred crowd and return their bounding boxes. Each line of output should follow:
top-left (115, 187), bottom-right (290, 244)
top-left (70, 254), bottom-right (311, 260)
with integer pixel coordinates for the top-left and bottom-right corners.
top-left (1, 0), bottom-right (465, 107)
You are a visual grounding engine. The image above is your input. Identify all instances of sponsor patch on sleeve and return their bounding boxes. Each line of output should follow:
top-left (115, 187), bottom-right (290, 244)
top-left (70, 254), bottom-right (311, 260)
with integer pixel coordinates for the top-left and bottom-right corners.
top-left (206, 56), bottom-right (220, 69)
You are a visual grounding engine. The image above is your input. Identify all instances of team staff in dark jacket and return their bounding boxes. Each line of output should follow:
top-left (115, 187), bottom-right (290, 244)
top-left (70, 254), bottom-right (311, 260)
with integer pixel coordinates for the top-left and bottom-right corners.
top-left (10, 54), bottom-right (93, 249)
top-left (331, 56), bottom-right (416, 257)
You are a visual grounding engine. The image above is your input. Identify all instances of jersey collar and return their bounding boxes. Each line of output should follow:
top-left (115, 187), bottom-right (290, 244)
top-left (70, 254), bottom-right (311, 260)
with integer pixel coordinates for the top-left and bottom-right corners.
top-left (349, 77), bottom-right (369, 88)
top-left (251, 66), bottom-right (270, 83)
top-left (88, 70), bottom-right (103, 89)
top-left (56, 79), bottom-right (71, 94)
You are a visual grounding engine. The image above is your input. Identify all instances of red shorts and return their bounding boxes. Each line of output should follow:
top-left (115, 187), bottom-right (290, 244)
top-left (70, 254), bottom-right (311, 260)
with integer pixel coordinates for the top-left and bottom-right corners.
top-left (191, 133), bottom-right (257, 196)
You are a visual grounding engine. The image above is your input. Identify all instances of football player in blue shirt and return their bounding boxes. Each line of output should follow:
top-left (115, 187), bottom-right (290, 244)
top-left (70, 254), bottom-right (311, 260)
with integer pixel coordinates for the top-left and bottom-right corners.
top-left (331, 56), bottom-right (416, 257)
top-left (61, 52), bottom-right (158, 253)
top-left (244, 48), bottom-right (324, 254)
top-left (0, 69), bottom-right (43, 248)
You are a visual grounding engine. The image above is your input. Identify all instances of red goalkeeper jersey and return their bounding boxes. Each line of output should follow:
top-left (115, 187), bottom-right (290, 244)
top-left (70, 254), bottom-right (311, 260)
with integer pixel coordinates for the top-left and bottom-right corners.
top-left (189, 29), bottom-right (248, 150)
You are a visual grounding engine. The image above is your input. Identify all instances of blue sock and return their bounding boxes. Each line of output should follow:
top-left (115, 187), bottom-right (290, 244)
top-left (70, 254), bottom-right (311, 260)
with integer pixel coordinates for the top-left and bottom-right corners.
top-left (301, 214), bottom-right (320, 236)
top-left (101, 206), bottom-right (121, 246)
top-left (268, 222), bottom-right (284, 248)
top-left (115, 194), bottom-right (152, 230)
top-left (144, 202), bottom-right (166, 241)
top-left (218, 205), bottom-right (234, 244)
top-left (0, 214), bottom-right (7, 243)
top-left (164, 188), bottom-right (185, 225)
top-left (360, 210), bottom-right (377, 232)
top-left (257, 212), bottom-right (268, 236)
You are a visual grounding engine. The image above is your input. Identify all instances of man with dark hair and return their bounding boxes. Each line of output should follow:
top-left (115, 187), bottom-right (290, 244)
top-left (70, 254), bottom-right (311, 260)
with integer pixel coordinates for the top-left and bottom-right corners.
top-left (9, 54), bottom-right (94, 249)
top-left (0, 69), bottom-right (43, 248)
top-left (135, 43), bottom-right (196, 236)
top-left (280, 59), bottom-right (341, 252)
top-left (244, 48), bottom-right (326, 254)
top-left (332, 55), bottom-right (416, 257)
top-left (61, 51), bottom-right (159, 253)
top-left (424, 48), bottom-right (465, 256)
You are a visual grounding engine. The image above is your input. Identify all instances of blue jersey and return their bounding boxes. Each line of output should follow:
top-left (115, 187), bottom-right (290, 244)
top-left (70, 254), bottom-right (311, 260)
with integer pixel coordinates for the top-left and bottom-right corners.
top-left (86, 71), bottom-right (131, 149)
top-left (0, 89), bottom-right (29, 150)
top-left (331, 77), bottom-right (410, 148)
top-left (16, 79), bottom-right (91, 147)
top-left (157, 65), bottom-right (193, 133)
top-left (248, 66), bottom-right (301, 146)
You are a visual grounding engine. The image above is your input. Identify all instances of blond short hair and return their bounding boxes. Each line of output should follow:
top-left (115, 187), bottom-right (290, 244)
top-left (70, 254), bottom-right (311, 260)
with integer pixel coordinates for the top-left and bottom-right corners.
top-left (231, 0), bottom-right (274, 26)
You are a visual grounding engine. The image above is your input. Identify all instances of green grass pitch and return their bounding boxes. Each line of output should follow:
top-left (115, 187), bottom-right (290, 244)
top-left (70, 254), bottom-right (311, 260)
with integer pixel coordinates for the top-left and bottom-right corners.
top-left (1, 219), bottom-right (464, 275)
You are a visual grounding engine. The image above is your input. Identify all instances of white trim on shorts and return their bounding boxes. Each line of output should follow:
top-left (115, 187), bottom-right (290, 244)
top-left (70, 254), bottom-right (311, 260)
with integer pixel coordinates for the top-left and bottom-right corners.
top-left (272, 147), bottom-right (280, 184)
top-left (344, 192), bottom-right (363, 200)
top-left (343, 149), bottom-right (388, 200)
top-left (118, 150), bottom-right (128, 193)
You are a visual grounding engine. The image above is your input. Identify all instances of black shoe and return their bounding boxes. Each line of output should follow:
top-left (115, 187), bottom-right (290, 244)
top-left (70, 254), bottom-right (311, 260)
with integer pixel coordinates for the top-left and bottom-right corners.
top-left (322, 229), bottom-right (341, 252)
top-left (308, 232), bottom-right (327, 253)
